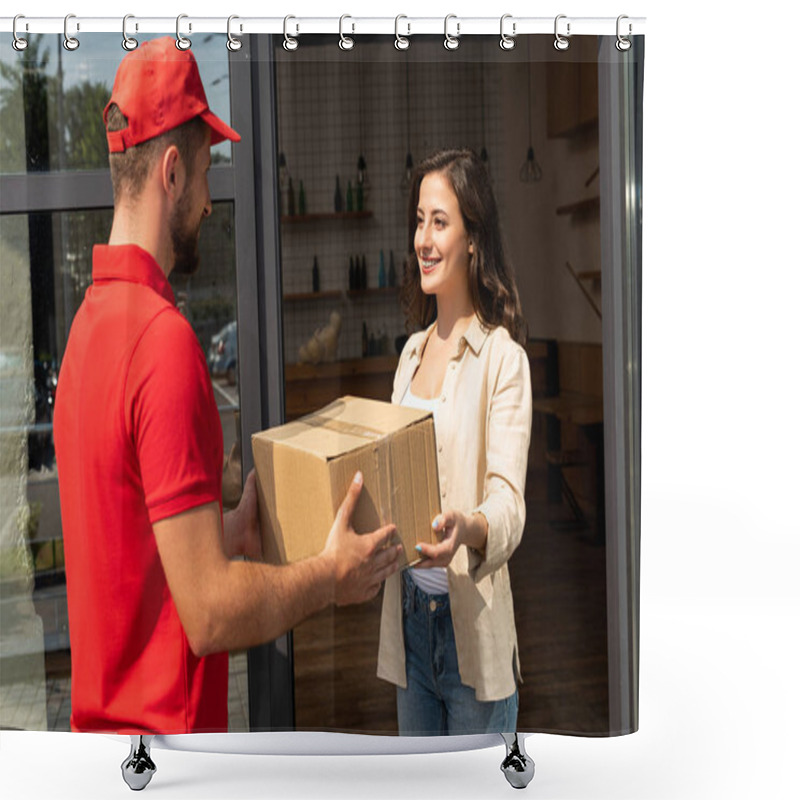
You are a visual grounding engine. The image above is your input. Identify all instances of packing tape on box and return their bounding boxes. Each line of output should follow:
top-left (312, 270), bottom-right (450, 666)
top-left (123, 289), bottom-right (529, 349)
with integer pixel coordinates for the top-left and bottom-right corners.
top-left (301, 414), bottom-right (383, 441)
top-left (302, 411), bottom-right (403, 553)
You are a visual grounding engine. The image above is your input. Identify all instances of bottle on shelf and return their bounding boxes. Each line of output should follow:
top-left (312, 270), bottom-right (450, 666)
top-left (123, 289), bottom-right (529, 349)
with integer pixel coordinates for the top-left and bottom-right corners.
top-left (378, 250), bottom-right (386, 288)
top-left (334, 175), bottom-right (343, 213)
top-left (356, 180), bottom-right (364, 212)
top-left (349, 256), bottom-right (356, 290)
top-left (362, 321), bottom-right (368, 358)
top-left (360, 254), bottom-right (368, 289)
top-left (388, 250), bottom-right (397, 287)
top-left (312, 255), bottom-right (320, 293)
top-left (346, 180), bottom-right (354, 213)
top-left (368, 331), bottom-right (376, 357)
top-left (298, 180), bottom-right (307, 215)
top-left (287, 177), bottom-right (296, 216)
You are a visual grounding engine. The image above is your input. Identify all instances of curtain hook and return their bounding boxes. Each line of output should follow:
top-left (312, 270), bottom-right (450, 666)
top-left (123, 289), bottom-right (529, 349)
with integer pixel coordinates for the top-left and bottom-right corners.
top-left (283, 15), bottom-right (298, 51)
top-left (12, 14), bottom-right (28, 51)
top-left (444, 14), bottom-right (460, 51)
top-left (339, 14), bottom-right (355, 51)
top-left (176, 14), bottom-right (192, 51)
top-left (227, 15), bottom-right (242, 52)
top-left (64, 13), bottom-right (80, 51)
top-left (122, 14), bottom-right (138, 51)
top-left (554, 14), bottom-right (570, 51)
top-left (395, 14), bottom-right (410, 51)
top-left (616, 15), bottom-right (632, 52)
top-left (500, 14), bottom-right (516, 51)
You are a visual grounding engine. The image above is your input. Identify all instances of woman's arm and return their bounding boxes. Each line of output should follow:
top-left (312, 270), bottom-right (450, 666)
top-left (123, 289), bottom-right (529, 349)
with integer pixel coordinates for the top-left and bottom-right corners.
top-left (415, 337), bottom-right (532, 577)
top-left (469, 341), bottom-right (532, 581)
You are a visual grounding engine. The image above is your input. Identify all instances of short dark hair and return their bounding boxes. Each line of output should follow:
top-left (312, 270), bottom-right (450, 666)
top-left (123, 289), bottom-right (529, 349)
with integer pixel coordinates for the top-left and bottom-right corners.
top-left (400, 148), bottom-right (527, 344)
top-left (106, 104), bottom-right (207, 204)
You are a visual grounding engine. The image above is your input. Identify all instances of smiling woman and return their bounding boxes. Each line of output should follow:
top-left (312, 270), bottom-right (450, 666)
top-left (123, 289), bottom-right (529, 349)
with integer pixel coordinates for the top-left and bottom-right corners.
top-left (376, 148), bottom-right (532, 736)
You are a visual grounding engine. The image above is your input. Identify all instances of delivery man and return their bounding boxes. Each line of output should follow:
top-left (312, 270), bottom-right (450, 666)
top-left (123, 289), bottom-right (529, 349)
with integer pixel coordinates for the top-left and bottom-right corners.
top-left (53, 37), bottom-right (401, 737)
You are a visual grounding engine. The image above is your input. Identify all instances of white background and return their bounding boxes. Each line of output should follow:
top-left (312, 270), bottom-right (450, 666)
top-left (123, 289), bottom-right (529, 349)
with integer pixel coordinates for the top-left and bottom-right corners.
top-left (3, 1), bottom-right (798, 798)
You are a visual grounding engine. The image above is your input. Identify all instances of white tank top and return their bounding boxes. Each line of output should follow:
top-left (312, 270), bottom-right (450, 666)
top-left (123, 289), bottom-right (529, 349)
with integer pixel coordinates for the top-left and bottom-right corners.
top-left (400, 386), bottom-right (449, 596)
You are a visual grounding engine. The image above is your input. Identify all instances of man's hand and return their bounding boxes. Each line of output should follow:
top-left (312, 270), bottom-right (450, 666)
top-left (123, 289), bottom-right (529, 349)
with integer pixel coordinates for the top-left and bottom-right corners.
top-left (155, 472), bottom-right (397, 655)
top-left (223, 470), bottom-right (263, 561)
top-left (321, 471), bottom-right (402, 605)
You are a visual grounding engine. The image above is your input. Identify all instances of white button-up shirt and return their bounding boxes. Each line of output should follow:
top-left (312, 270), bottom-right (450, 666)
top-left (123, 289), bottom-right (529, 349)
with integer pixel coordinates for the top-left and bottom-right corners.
top-left (377, 316), bottom-right (532, 702)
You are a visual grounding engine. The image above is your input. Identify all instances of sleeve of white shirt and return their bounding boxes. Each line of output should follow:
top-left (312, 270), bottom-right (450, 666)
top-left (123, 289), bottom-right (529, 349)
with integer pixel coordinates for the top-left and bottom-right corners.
top-left (469, 339), bottom-right (532, 582)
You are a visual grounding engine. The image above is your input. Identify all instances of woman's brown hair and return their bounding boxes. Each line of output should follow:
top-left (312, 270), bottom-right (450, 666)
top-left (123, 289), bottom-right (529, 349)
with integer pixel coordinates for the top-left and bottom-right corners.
top-left (400, 148), bottom-right (527, 344)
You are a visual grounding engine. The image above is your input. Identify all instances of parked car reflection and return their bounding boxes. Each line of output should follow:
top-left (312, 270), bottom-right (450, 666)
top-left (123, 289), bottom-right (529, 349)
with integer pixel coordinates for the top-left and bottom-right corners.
top-left (29, 358), bottom-right (58, 470)
top-left (207, 320), bottom-right (238, 386)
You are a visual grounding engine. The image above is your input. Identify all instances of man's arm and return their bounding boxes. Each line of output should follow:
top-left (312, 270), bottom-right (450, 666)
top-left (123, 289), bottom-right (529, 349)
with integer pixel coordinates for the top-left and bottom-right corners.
top-left (153, 471), bottom-right (400, 657)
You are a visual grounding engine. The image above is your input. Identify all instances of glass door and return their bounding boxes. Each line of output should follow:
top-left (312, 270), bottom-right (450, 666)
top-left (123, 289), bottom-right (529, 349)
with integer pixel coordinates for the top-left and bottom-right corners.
top-left (247, 33), bottom-right (643, 736)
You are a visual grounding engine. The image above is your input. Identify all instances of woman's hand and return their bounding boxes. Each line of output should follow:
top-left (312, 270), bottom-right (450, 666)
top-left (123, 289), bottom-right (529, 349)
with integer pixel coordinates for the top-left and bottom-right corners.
top-left (415, 510), bottom-right (488, 569)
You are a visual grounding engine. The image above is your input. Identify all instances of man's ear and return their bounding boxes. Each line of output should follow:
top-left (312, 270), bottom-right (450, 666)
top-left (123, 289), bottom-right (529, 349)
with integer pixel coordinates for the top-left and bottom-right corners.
top-left (160, 144), bottom-right (184, 201)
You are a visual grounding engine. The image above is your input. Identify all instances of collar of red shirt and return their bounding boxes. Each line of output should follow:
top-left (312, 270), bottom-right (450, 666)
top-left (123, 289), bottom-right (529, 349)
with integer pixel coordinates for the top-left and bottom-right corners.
top-left (92, 244), bottom-right (175, 306)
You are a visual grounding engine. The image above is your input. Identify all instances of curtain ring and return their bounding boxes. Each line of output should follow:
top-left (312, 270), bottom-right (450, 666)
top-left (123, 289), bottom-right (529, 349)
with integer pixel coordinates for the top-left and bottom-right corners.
top-left (395, 15), bottom-right (410, 51)
top-left (176, 14), bottom-right (191, 51)
top-left (12, 15), bottom-right (28, 51)
top-left (554, 14), bottom-right (570, 51)
top-left (227, 15), bottom-right (242, 52)
top-left (616, 15), bottom-right (632, 52)
top-left (122, 14), bottom-right (138, 51)
top-left (283, 15), bottom-right (298, 51)
top-left (339, 15), bottom-right (354, 51)
top-left (444, 14), bottom-right (460, 51)
top-left (499, 14), bottom-right (516, 51)
top-left (64, 13), bottom-right (80, 51)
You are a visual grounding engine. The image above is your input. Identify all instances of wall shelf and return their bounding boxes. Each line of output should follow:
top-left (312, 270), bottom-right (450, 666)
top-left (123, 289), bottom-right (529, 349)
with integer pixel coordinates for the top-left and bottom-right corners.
top-left (286, 354), bottom-right (399, 380)
top-left (346, 287), bottom-right (398, 300)
top-left (555, 196), bottom-right (600, 217)
top-left (284, 355), bottom-right (399, 420)
top-left (283, 287), bottom-right (399, 302)
top-left (281, 211), bottom-right (373, 224)
top-left (284, 290), bottom-right (343, 302)
top-left (564, 261), bottom-right (602, 320)
top-left (577, 270), bottom-right (601, 282)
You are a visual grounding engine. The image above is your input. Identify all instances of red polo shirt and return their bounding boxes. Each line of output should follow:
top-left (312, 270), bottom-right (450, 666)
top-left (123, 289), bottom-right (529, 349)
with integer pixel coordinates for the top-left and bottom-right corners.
top-left (54, 244), bottom-right (228, 734)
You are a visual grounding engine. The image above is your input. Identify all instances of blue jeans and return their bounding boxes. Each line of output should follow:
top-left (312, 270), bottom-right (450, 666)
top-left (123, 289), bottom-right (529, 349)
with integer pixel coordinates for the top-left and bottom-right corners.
top-left (397, 571), bottom-right (518, 736)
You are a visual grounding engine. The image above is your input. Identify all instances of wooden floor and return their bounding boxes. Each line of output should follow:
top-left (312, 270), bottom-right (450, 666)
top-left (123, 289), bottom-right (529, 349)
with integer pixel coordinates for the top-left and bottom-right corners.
top-left (292, 468), bottom-right (609, 735)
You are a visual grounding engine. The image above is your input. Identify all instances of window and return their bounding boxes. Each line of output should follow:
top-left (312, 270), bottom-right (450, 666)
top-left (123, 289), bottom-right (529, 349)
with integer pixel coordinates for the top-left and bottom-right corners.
top-left (0, 33), bottom-right (250, 733)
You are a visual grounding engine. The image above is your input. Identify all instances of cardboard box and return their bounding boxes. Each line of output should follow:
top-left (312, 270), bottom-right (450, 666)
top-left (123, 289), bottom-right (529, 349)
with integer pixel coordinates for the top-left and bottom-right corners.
top-left (252, 395), bottom-right (440, 568)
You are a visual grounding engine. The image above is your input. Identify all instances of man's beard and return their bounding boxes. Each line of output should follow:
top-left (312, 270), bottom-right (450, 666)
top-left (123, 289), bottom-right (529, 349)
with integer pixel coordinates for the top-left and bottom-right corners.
top-left (170, 188), bottom-right (202, 276)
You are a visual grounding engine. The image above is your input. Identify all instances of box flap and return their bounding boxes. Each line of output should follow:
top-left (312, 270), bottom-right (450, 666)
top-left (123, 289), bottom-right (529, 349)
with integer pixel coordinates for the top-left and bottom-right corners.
top-left (252, 396), bottom-right (432, 459)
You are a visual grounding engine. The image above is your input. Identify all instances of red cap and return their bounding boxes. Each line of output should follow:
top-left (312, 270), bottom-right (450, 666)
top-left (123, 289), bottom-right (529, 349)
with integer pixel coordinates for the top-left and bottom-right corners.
top-left (104, 36), bottom-right (240, 153)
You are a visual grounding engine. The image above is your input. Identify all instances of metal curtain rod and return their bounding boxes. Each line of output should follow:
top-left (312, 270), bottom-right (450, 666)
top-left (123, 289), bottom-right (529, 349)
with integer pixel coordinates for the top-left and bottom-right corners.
top-left (0, 15), bottom-right (646, 38)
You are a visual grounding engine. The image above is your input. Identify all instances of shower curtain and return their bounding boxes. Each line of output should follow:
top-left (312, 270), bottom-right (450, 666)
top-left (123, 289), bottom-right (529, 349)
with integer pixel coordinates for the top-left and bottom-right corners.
top-left (0, 15), bottom-right (643, 746)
